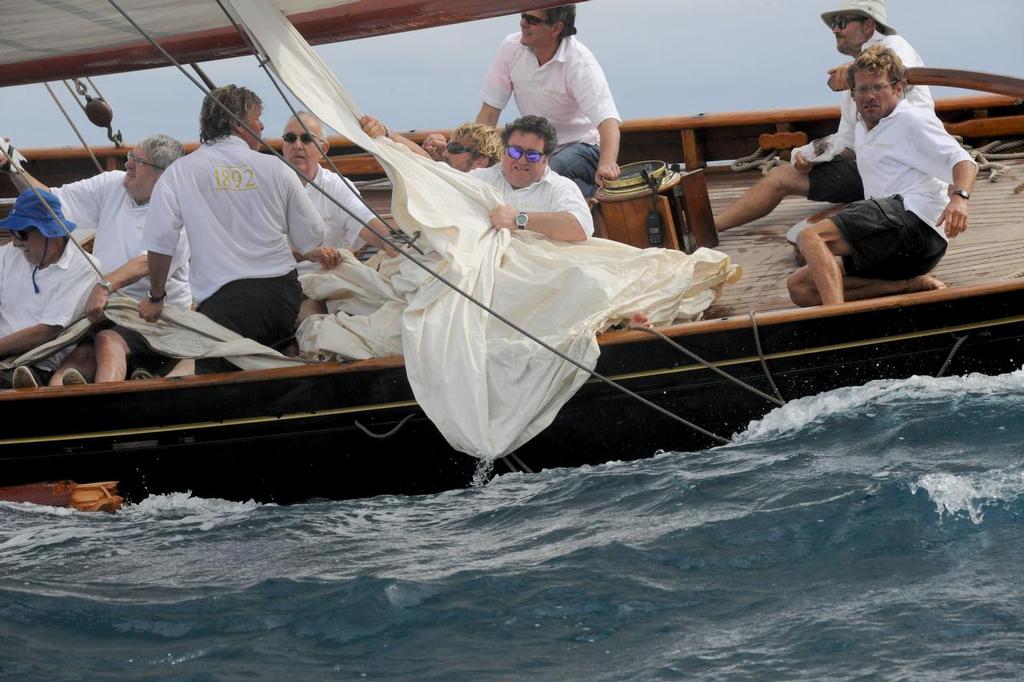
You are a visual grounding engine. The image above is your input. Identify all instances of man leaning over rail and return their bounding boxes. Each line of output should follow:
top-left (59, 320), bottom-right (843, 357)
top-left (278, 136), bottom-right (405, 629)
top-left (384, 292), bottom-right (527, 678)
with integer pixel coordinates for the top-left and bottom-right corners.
top-left (359, 116), bottom-right (502, 172)
top-left (786, 47), bottom-right (976, 307)
top-left (715, 0), bottom-right (933, 232)
top-left (140, 85), bottom-right (328, 374)
top-left (0, 190), bottom-right (100, 388)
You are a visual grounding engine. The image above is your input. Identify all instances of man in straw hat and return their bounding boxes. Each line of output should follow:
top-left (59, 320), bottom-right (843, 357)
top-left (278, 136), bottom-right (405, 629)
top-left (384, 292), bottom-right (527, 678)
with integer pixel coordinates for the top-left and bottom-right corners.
top-left (786, 46), bottom-right (976, 307)
top-left (0, 189), bottom-right (100, 388)
top-left (714, 0), bottom-right (934, 232)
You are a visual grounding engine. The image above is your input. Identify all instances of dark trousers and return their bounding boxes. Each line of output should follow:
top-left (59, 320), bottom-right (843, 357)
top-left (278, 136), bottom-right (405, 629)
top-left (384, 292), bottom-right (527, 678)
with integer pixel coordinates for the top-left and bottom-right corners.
top-left (195, 270), bottom-right (302, 374)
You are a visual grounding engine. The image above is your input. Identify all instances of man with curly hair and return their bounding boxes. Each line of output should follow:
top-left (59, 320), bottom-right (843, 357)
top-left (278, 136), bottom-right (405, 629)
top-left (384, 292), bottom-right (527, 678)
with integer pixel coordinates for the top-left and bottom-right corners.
top-left (787, 46), bottom-right (976, 307)
top-left (360, 116), bottom-right (501, 171)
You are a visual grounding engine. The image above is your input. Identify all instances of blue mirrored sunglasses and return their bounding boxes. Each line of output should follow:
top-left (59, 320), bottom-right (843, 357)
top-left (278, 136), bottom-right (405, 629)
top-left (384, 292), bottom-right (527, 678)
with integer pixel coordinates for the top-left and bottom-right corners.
top-left (506, 145), bottom-right (544, 163)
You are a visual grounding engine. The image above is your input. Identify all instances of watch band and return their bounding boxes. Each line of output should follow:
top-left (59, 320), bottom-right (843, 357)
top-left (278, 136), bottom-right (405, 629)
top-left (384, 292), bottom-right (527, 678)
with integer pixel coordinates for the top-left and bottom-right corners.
top-left (97, 279), bottom-right (114, 294)
top-left (952, 189), bottom-right (970, 200)
top-left (148, 290), bottom-right (167, 303)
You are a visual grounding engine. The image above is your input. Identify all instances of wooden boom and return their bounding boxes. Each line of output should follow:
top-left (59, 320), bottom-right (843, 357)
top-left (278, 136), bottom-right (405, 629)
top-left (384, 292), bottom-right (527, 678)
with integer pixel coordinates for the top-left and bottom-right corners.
top-left (907, 67), bottom-right (1024, 100)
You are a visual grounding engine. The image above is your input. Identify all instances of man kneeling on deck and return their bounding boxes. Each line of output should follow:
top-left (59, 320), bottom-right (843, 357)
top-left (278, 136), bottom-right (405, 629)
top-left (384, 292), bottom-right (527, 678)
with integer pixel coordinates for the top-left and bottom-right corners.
top-left (0, 190), bottom-right (100, 387)
top-left (787, 46), bottom-right (977, 307)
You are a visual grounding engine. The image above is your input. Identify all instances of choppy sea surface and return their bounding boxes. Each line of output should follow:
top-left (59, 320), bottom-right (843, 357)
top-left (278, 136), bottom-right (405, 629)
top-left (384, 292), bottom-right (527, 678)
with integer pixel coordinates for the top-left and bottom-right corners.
top-left (2, 371), bottom-right (1023, 681)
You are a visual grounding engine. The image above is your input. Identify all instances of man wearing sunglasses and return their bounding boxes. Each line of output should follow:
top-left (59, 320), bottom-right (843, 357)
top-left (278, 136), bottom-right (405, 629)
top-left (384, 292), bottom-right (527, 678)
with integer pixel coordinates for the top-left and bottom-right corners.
top-left (0, 189), bottom-right (101, 388)
top-left (477, 5), bottom-right (621, 198)
top-left (281, 112), bottom-right (393, 269)
top-left (470, 115), bottom-right (593, 243)
top-left (787, 47), bottom-right (976, 307)
top-left (715, 0), bottom-right (933, 232)
top-left (359, 116), bottom-right (501, 172)
top-left (0, 134), bottom-right (191, 385)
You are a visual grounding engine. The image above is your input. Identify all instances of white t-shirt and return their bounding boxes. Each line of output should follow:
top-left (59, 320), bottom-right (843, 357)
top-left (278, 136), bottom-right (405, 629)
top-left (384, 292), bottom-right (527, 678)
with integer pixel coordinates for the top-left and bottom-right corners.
top-left (481, 33), bottom-right (620, 148)
top-left (470, 165), bottom-right (594, 238)
top-left (0, 242), bottom-right (100, 370)
top-left (144, 136), bottom-right (325, 303)
top-left (296, 166), bottom-right (376, 273)
top-left (53, 170), bottom-right (191, 308)
top-left (854, 99), bottom-right (974, 237)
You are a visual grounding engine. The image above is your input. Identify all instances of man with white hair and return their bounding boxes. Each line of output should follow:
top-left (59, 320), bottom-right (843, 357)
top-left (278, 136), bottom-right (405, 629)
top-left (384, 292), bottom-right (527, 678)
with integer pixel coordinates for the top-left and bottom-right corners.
top-left (715, 0), bottom-right (934, 231)
top-left (0, 134), bottom-right (190, 384)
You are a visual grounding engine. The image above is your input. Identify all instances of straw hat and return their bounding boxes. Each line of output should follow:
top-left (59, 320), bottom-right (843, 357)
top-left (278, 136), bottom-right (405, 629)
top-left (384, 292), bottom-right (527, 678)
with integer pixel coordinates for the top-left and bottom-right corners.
top-left (821, 0), bottom-right (897, 35)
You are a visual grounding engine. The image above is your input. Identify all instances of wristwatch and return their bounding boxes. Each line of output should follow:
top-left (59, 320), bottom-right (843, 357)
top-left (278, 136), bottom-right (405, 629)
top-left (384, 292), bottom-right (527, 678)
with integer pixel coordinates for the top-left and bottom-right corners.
top-left (97, 279), bottom-right (114, 294)
top-left (148, 289), bottom-right (167, 303)
top-left (952, 188), bottom-right (970, 200)
top-left (515, 212), bottom-right (529, 231)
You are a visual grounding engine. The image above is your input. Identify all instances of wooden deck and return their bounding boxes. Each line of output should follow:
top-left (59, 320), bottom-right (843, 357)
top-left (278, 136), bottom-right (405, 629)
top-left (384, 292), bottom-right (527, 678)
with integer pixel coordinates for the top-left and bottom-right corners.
top-left (705, 162), bottom-right (1024, 317)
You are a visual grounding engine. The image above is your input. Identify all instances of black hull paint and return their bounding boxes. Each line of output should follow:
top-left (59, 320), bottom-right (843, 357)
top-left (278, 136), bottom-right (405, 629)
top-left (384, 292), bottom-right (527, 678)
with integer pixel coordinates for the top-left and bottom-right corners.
top-left (2, 285), bottom-right (1022, 503)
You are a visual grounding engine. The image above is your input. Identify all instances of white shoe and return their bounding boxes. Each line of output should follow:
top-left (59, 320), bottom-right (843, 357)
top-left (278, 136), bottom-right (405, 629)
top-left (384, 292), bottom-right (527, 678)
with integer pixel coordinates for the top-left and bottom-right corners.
top-left (12, 366), bottom-right (38, 388)
top-left (130, 367), bottom-right (154, 380)
top-left (62, 368), bottom-right (88, 386)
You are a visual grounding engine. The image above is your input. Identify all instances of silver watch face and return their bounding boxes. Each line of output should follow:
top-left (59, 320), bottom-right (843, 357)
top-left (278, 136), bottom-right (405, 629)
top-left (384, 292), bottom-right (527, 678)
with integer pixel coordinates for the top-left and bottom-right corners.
top-left (515, 213), bottom-right (528, 228)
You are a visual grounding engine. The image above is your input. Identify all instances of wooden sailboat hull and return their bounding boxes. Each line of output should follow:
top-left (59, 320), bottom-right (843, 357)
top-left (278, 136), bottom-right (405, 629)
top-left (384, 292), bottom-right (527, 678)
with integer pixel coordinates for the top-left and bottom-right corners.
top-left (2, 280), bottom-right (1021, 503)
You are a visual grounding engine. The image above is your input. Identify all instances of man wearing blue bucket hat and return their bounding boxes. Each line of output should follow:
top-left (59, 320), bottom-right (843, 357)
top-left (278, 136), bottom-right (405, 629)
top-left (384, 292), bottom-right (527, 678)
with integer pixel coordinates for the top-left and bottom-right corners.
top-left (0, 188), bottom-right (100, 388)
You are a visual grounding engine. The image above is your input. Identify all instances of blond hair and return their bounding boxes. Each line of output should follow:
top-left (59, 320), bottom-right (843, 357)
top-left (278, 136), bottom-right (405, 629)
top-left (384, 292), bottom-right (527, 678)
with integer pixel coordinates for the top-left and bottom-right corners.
top-left (451, 122), bottom-right (503, 166)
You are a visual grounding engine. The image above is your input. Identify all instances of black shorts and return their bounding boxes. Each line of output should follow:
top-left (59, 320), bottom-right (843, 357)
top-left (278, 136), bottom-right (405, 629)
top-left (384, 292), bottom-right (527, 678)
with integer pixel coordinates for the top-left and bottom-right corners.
top-left (832, 195), bottom-right (948, 280)
top-left (808, 157), bottom-right (865, 204)
top-left (88, 321), bottom-right (175, 375)
top-left (195, 270), bottom-right (302, 374)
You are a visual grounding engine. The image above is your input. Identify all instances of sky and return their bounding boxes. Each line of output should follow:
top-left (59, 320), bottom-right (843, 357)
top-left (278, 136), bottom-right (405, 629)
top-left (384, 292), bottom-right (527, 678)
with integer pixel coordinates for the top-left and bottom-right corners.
top-left (2, 0), bottom-right (1022, 150)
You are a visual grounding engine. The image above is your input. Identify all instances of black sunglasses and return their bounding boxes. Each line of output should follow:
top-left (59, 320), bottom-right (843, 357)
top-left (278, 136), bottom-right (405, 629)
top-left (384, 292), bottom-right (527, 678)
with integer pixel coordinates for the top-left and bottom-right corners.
top-left (520, 13), bottom-right (550, 26)
top-left (282, 132), bottom-right (320, 144)
top-left (446, 140), bottom-right (477, 155)
top-left (506, 145), bottom-right (544, 163)
top-left (8, 227), bottom-right (35, 241)
top-left (830, 14), bottom-right (866, 30)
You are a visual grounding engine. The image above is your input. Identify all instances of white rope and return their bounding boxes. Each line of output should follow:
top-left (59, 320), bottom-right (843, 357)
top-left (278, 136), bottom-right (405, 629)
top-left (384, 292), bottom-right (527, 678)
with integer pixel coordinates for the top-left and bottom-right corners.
top-left (730, 147), bottom-right (781, 175)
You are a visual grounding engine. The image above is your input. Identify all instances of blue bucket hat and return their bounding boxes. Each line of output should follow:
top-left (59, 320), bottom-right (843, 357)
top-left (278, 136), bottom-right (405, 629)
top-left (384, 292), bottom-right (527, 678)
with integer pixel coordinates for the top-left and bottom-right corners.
top-left (0, 188), bottom-right (76, 238)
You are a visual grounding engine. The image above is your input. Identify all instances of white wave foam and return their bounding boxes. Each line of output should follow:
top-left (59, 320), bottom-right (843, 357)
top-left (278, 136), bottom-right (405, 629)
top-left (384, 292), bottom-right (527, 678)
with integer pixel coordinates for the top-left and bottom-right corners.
top-left (734, 369), bottom-right (1024, 444)
top-left (122, 493), bottom-right (267, 530)
top-left (910, 468), bottom-right (1024, 524)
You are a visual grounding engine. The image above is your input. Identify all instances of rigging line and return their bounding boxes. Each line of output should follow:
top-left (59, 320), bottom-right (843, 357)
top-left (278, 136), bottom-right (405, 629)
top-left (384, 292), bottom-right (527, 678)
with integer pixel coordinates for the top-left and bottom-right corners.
top-left (43, 83), bottom-right (104, 174)
top-left (211, 0), bottom-right (422, 254)
top-left (103, 0), bottom-right (731, 446)
top-left (748, 311), bottom-right (785, 403)
top-left (634, 324), bottom-right (785, 407)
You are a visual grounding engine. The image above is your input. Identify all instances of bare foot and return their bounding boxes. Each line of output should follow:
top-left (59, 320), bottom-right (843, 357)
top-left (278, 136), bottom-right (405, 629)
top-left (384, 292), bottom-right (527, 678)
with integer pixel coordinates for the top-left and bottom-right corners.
top-left (908, 274), bottom-right (946, 292)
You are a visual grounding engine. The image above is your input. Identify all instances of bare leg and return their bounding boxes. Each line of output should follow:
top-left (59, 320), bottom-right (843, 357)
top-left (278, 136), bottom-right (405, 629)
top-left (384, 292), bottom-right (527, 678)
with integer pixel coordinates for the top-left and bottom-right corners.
top-left (715, 164), bottom-right (811, 232)
top-left (165, 358), bottom-right (195, 378)
top-left (795, 221), bottom-right (849, 306)
top-left (789, 265), bottom-right (947, 307)
top-left (296, 298), bottom-right (328, 329)
top-left (94, 330), bottom-right (130, 383)
top-left (48, 342), bottom-right (97, 386)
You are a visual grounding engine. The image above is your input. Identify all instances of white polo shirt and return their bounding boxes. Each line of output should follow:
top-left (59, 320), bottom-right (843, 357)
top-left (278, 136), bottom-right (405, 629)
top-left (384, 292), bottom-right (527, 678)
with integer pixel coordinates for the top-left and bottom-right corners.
top-left (470, 165), bottom-right (594, 238)
top-left (854, 100), bottom-right (974, 236)
top-left (53, 170), bottom-right (191, 308)
top-left (144, 136), bottom-right (325, 303)
top-left (481, 33), bottom-right (620, 148)
top-left (0, 242), bottom-right (100, 370)
top-left (310, 167), bottom-right (375, 247)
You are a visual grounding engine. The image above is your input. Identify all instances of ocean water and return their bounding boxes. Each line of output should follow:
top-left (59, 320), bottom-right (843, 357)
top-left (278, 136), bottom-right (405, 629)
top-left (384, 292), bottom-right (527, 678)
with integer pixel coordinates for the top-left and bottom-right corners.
top-left (2, 372), bottom-right (1023, 681)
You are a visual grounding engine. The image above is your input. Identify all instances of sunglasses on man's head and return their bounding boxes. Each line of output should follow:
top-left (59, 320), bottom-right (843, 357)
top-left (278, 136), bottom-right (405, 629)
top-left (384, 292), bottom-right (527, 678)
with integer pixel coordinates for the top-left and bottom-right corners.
top-left (520, 13), bottom-right (549, 26)
top-left (506, 145), bottom-right (544, 163)
top-left (282, 132), bottom-right (319, 144)
top-left (446, 140), bottom-right (477, 156)
top-left (830, 14), bottom-right (866, 30)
